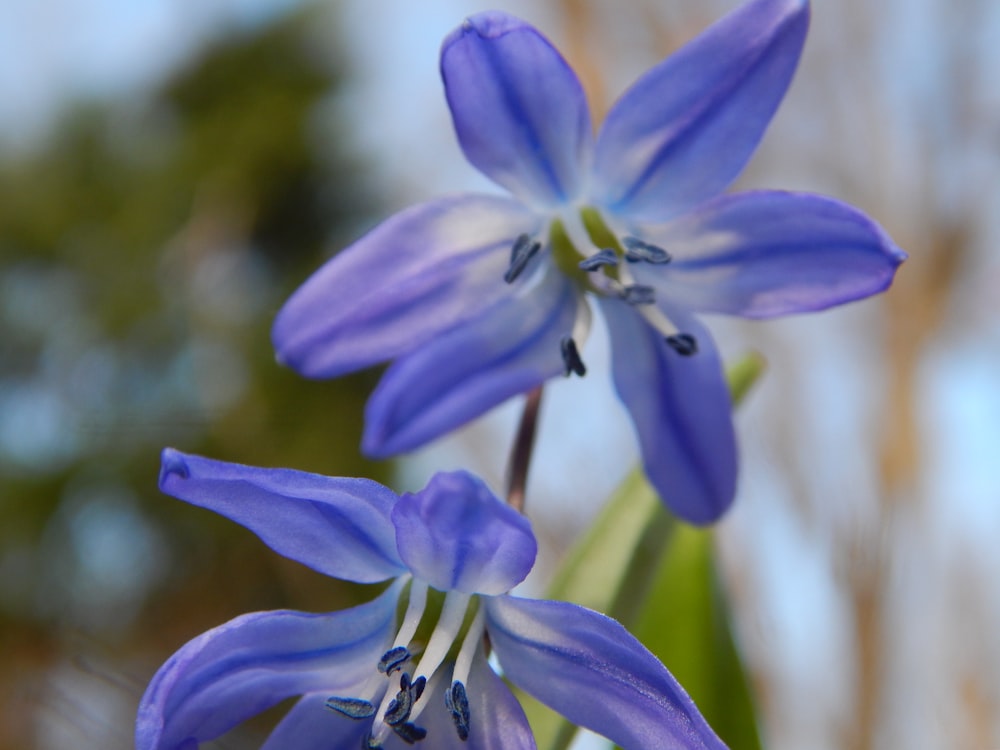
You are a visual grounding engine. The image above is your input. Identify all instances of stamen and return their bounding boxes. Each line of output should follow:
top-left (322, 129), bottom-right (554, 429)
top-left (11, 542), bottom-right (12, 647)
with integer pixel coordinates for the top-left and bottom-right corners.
top-left (378, 646), bottom-right (410, 675)
top-left (623, 236), bottom-right (672, 264)
top-left (392, 722), bottom-right (428, 744)
top-left (454, 608), bottom-right (485, 680)
top-left (578, 248), bottom-right (618, 272)
top-left (383, 678), bottom-right (411, 725)
top-left (408, 673), bottom-right (426, 702)
top-left (665, 333), bottom-right (698, 356)
top-left (391, 580), bottom-right (428, 656)
top-left (371, 592), bottom-right (473, 745)
top-left (504, 234), bottom-right (542, 283)
top-left (442, 605), bottom-right (486, 741)
top-left (633, 302), bottom-right (680, 341)
top-left (445, 681), bottom-right (471, 741)
top-left (324, 696), bottom-right (376, 720)
top-left (408, 592), bottom-right (472, 688)
top-left (384, 673), bottom-right (426, 726)
top-left (560, 336), bottom-right (586, 377)
top-left (621, 284), bottom-right (656, 306)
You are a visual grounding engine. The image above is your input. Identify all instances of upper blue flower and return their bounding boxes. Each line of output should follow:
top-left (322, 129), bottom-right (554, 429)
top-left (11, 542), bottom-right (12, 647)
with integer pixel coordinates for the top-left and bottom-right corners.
top-left (137, 449), bottom-right (727, 750)
top-left (272, 0), bottom-right (905, 524)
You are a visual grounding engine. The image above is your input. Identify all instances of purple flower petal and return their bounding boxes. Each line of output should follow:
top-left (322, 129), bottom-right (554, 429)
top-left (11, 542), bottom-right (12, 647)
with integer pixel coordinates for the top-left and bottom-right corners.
top-left (393, 471), bottom-right (536, 596)
top-left (631, 190), bottom-right (907, 318)
top-left (136, 583), bottom-right (402, 750)
top-left (441, 11), bottom-right (592, 208)
top-left (414, 654), bottom-right (536, 750)
top-left (485, 596), bottom-right (727, 750)
top-left (159, 449), bottom-right (406, 582)
top-left (261, 694), bottom-right (370, 750)
top-left (272, 194), bottom-right (543, 378)
top-left (592, 0), bottom-right (809, 221)
top-left (392, 667), bottom-right (464, 750)
top-left (464, 650), bottom-right (536, 750)
top-left (362, 266), bottom-right (580, 457)
top-left (598, 303), bottom-right (737, 524)
top-left (266, 652), bottom-right (536, 749)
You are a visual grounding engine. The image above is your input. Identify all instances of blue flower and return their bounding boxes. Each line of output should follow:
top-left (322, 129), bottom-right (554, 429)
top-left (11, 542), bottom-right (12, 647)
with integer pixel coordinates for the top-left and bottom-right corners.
top-left (137, 448), bottom-right (727, 750)
top-left (272, 0), bottom-right (905, 524)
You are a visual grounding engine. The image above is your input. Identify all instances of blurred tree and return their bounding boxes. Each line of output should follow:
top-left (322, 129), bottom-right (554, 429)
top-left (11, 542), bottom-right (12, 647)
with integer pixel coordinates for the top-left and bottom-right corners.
top-left (0, 6), bottom-right (384, 748)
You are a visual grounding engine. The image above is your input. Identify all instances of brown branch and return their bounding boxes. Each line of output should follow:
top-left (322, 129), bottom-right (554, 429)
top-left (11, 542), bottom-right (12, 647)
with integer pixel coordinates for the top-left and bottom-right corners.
top-left (505, 387), bottom-right (544, 513)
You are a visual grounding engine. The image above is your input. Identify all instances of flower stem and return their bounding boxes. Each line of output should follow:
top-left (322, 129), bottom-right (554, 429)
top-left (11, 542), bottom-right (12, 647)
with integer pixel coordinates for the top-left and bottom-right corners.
top-left (505, 386), bottom-right (544, 512)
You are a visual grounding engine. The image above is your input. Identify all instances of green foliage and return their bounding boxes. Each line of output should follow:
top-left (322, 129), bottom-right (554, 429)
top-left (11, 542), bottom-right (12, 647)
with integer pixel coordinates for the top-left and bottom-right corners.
top-left (631, 524), bottom-right (762, 750)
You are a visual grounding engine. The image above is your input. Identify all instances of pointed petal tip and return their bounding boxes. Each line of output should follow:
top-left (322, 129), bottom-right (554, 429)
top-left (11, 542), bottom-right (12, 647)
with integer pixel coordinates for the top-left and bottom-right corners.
top-left (865, 208), bottom-right (907, 268)
top-left (889, 243), bottom-right (908, 266)
top-left (854, 215), bottom-right (908, 297)
top-left (270, 305), bottom-right (339, 381)
top-left (359, 425), bottom-right (395, 461)
top-left (449, 10), bottom-right (527, 43)
top-left (159, 448), bottom-right (190, 486)
top-left (761, 0), bottom-right (810, 21)
top-left (269, 346), bottom-right (323, 380)
top-left (270, 325), bottom-right (292, 368)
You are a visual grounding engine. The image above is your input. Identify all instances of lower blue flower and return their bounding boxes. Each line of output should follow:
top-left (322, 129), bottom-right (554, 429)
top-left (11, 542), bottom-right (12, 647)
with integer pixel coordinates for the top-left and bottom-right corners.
top-left (137, 449), bottom-right (728, 750)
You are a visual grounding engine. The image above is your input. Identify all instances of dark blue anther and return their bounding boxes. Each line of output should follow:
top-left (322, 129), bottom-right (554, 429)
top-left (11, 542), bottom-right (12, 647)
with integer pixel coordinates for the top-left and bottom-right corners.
top-left (384, 695), bottom-right (410, 726)
top-left (578, 248), bottom-right (619, 271)
top-left (378, 646), bottom-right (410, 675)
top-left (444, 680), bottom-right (471, 741)
top-left (623, 236), bottom-right (672, 264)
top-left (504, 234), bottom-right (542, 284)
top-left (325, 696), bottom-right (376, 720)
top-left (384, 673), bottom-right (427, 727)
top-left (560, 336), bottom-right (586, 377)
top-left (665, 333), bottom-right (698, 356)
top-left (409, 675), bottom-right (426, 703)
top-left (161, 451), bottom-right (190, 479)
top-left (622, 284), bottom-right (656, 305)
top-left (392, 722), bottom-right (427, 744)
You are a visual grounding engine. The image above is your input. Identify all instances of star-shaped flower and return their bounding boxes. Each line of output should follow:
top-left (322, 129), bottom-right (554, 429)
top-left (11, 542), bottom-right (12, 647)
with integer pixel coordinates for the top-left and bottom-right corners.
top-left (272, 0), bottom-right (904, 524)
top-left (137, 449), bottom-right (726, 749)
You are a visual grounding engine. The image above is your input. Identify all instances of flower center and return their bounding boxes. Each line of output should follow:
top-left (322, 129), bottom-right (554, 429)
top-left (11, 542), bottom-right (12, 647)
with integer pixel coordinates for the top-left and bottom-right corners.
top-left (326, 579), bottom-right (486, 747)
top-left (574, 207), bottom-right (699, 358)
top-left (499, 207), bottom-right (700, 378)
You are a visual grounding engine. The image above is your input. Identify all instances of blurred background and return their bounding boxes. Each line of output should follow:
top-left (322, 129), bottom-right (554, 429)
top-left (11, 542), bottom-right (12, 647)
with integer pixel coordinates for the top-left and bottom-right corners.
top-left (0, 1), bottom-right (997, 748)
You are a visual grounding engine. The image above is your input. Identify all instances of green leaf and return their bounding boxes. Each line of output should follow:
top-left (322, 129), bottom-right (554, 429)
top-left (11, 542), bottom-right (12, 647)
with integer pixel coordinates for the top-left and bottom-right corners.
top-left (546, 468), bottom-right (664, 611)
top-left (631, 525), bottom-right (763, 750)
